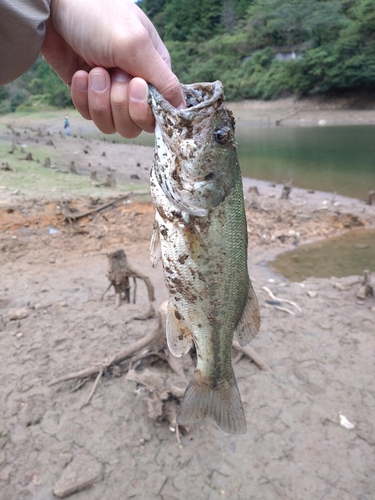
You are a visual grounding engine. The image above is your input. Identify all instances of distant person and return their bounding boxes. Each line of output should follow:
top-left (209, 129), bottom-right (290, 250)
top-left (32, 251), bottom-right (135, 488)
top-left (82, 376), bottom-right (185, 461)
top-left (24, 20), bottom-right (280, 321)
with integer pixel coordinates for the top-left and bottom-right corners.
top-left (0, 0), bottom-right (185, 138)
top-left (64, 115), bottom-right (70, 136)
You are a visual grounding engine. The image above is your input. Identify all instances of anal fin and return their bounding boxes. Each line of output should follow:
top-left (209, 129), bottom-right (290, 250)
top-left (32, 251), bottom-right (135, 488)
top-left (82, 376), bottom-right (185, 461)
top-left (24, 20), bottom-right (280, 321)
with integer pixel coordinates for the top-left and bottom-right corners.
top-left (166, 301), bottom-right (193, 357)
top-left (235, 280), bottom-right (261, 347)
top-left (177, 370), bottom-right (247, 435)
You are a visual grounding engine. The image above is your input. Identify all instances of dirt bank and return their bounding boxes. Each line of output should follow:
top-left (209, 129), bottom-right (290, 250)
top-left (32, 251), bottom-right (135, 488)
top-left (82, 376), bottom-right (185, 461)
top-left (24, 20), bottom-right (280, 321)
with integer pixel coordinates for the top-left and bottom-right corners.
top-left (0, 118), bottom-right (375, 500)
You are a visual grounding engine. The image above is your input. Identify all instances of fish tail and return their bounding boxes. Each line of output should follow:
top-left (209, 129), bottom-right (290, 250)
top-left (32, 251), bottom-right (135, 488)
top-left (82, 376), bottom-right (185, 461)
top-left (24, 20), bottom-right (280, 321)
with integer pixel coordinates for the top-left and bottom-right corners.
top-left (177, 371), bottom-right (247, 435)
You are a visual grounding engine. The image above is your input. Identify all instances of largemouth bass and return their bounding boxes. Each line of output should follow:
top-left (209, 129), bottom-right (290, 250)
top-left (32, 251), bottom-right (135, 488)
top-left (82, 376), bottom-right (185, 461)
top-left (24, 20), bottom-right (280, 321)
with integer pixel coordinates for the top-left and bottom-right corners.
top-left (149, 81), bottom-right (260, 435)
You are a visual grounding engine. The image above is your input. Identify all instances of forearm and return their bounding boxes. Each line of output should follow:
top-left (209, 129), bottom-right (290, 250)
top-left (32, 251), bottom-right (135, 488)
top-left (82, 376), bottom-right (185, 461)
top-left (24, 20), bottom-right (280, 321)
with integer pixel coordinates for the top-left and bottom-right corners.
top-left (0, 0), bottom-right (50, 85)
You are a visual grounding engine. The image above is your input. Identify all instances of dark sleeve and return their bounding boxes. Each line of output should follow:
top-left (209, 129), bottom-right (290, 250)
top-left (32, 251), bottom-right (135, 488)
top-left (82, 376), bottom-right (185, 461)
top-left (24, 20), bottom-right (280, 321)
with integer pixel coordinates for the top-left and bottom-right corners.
top-left (0, 0), bottom-right (51, 85)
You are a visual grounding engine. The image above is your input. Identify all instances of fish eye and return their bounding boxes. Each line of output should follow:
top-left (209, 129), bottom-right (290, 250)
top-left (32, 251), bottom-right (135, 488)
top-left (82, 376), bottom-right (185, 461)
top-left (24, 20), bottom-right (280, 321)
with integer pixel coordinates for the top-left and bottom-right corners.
top-left (204, 172), bottom-right (215, 181)
top-left (214, 127), bottom-right (231, 145)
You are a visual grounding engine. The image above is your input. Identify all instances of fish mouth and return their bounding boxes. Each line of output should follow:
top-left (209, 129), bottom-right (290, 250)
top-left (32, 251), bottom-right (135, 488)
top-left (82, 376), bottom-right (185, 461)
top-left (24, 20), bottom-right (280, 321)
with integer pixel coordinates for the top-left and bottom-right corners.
top-left (148, 81), bottom-right (224, 119)
top-left (149, 82), bottom-right (230, 217)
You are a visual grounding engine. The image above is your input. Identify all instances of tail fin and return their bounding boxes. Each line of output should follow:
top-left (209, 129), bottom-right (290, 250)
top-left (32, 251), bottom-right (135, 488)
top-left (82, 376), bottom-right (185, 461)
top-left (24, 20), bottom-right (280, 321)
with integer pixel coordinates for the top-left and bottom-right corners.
top-left (177, 371), bottom-right (247, 435)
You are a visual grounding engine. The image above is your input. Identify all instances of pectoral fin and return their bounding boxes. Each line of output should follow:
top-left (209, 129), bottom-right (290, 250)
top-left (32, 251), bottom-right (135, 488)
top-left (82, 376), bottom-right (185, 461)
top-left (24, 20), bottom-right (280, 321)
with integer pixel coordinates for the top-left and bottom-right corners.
top-left (150, 221), bottom-right (161, 267)
top-left (235, 281), bottom-right (261, 347)
top-left (166, 301), bottom-right (193, 357)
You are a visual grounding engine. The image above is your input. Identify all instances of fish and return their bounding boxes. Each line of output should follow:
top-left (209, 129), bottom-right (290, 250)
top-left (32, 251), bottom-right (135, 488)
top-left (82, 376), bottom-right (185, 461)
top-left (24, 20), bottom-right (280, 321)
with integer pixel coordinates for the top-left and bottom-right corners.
top-left (148, 81), bottom-right (260, 435)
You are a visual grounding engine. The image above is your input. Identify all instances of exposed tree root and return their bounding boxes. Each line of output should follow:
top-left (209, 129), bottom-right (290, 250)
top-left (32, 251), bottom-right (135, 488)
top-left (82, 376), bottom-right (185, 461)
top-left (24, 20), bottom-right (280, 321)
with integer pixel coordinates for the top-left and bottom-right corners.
top-left (48, 301), bottom-right (270, 438)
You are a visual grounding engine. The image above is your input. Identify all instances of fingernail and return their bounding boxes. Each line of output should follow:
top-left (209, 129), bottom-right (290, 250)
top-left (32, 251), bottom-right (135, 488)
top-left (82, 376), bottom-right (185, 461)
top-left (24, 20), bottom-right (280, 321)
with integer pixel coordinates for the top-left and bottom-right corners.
top-left (74, 77), bottom-right (87, 92)
top-left (90, 72), bottom-right (107, 92)
top-left (130, 82), bottom-right (147, 102)
top-left (113, 68), bottom-right (130, 83)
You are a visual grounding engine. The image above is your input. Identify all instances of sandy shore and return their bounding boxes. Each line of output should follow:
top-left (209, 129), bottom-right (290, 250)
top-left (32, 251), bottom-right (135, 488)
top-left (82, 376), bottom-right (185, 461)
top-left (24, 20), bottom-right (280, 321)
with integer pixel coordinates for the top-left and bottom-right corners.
top-left (0, 112), bottom-right (375, 499)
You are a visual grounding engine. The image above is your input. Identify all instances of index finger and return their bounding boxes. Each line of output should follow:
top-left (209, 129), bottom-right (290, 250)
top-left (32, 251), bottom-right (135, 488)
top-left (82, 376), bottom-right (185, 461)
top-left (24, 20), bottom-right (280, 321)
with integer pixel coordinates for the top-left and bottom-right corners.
top-left (114, 31), bottom-right (185, 109)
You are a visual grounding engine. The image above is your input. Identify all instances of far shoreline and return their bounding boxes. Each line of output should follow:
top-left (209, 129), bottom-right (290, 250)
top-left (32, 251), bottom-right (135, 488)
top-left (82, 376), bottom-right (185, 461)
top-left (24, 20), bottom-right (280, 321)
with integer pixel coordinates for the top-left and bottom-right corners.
top-left (228, 96), bottom-right (375, 127)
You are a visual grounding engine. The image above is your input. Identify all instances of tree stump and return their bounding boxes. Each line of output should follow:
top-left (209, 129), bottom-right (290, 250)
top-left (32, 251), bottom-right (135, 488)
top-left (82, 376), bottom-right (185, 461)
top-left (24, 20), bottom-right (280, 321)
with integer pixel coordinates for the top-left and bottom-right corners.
top-left (280, 182), bottom-right (292, 200)
top-left (69, 161), bottom-right (78, 174)
top-left (356, 270), bottom-right (374, 299)
top-left (44, 157), bottom-right (51, 168)
top-left (104, 172), bottom-right (116, 187)
top-left (90, 171), bottom-right (98, 181)
top-left (1, 162), bottom-right (12, 171)
top-left (105, 249), bottom-right (155, 307)
top-left (366, 191), bottom-right (375, 205)
top-left (248, 186), bottom-right (260, 196)
top-left (8, 144), bottom-right (16, 154)
top-left (24, 152), bottom-right (33, 161)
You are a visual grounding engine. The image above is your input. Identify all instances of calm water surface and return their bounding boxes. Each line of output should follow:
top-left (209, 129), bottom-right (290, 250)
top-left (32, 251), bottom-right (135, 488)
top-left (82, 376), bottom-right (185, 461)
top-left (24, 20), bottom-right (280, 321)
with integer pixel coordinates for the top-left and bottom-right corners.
top-left (126, 124), bottom-right (374, 200)
top-left (271, 229), bottom-right (375, 282)
top-left (236, 124), bottom-right (375, 200)
top-left (120, 123), bottom-right (375, 279)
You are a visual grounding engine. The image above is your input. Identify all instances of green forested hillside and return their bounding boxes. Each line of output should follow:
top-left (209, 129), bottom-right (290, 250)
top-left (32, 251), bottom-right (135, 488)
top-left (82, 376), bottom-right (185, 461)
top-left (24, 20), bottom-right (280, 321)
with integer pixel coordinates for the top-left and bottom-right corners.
top-left (1, 0), bottom-right (374, 113)
top-left (142, 0), bottom-right (375, 100)
top-left (0, 56), bottom-right (72, 114)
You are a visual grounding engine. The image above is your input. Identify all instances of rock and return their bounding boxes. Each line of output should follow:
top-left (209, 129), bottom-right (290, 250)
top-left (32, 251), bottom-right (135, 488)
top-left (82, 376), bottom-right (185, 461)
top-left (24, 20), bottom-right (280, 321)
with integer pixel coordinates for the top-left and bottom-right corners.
top-left (0, 464), bottom-right (12, 483)
top-left (53, 453), bottom-right (103, 498)
top-left (307, 290), bottom-right (317, 298)
top-left (54, 301), bottom-right (68, 308)
top-left (8, 308), bottom-right (29, 320)
top-left (356, 285), bottom-right (367, 300)
top-left (34, 303), bottom-right (45, 310)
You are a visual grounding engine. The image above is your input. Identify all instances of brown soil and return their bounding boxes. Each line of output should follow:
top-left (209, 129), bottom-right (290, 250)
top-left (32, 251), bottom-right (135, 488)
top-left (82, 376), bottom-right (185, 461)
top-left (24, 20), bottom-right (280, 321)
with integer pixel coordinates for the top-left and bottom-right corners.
top-left (0, 114), bottom-right (375, 500)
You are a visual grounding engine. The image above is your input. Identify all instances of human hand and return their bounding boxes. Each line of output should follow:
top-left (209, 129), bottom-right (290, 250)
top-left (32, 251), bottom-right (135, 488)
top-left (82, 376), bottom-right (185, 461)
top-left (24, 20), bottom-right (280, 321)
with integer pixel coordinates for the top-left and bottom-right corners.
top-left (41, 0), bottom-right (185, 137)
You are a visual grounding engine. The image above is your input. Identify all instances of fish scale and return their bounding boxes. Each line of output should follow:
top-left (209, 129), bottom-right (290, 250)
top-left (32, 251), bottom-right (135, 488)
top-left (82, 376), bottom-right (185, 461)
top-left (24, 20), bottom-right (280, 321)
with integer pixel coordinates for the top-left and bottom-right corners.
top-left (149, 81), bottom-right (260, 434)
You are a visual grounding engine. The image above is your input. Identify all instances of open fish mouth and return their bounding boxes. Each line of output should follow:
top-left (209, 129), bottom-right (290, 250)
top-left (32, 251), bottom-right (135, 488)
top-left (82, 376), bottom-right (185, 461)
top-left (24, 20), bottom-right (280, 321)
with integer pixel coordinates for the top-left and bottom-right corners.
top-left (149, 81), bottom-right (237, 217)
top-left (149, 81), bottom-right (224, 116)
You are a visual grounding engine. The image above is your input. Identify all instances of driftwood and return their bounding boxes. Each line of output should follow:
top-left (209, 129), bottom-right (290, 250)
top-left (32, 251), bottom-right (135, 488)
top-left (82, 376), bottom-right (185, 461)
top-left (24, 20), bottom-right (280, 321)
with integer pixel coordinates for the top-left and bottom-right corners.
top-left (103, 249), bottom-right (155, 308)
top-left (59, 191), bottom-right (148, 224)
top-left (275, 108), bottom-right (300, 126)
top-left (48, 303), bottom-right (180, 404)
top-left (48, 302), bottom-right (271, 404)
top-left (232, 341), bottom-right (271, 371)
top-left (262, 286), bottom-right (302, 315)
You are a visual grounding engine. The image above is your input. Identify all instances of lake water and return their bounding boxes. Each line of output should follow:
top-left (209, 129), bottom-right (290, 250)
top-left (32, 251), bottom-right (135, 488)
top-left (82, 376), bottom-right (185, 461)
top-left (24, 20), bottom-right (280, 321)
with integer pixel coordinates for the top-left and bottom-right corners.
top-left (127, 123), bottom-right (374, 200)
top-left (271, 229), bottom-right (375, 282)
top-left (236, 124), bottom-right (375, 200)
top-left (121, 123), bottom-right (375, 279)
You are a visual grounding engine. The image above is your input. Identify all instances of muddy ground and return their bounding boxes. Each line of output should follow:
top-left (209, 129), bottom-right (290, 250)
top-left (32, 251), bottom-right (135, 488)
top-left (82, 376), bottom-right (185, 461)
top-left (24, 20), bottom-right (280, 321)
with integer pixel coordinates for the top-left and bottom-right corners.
top-left (0, 111), bottom-right (375, 500)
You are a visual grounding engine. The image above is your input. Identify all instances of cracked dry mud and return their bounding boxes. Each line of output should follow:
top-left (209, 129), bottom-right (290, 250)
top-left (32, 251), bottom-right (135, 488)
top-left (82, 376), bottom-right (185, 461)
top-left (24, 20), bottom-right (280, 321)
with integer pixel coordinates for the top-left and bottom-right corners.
top-left (1, 118), bottom-right (375, 500)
